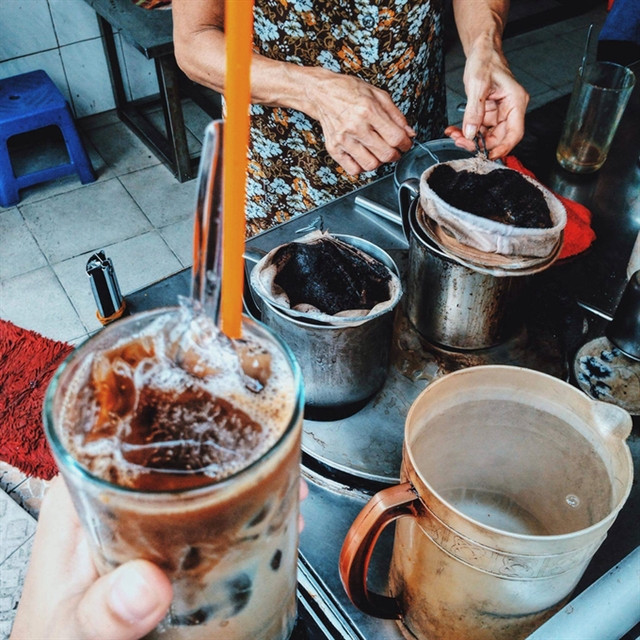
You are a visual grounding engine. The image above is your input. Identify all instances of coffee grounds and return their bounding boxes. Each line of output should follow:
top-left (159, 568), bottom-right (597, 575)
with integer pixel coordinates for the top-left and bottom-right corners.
top-left (428, 165), bottom-right (552, 229)
top-left (271, 237), bottom-right (392, 315)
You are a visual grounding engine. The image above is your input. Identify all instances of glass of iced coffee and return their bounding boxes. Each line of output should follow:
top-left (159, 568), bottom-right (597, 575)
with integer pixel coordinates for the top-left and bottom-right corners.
top-left (44, 305), bottom-right (304, 640)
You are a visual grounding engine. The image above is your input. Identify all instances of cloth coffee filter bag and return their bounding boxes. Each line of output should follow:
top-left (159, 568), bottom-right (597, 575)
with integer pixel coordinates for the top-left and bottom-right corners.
top-left (419, 157), bottom-right (567, 259)
top-left (250, 231), bottom-right (402, 325)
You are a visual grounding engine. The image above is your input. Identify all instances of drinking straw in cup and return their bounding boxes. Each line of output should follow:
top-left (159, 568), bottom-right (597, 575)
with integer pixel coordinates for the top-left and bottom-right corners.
top-left (221, 0), bottom-right (254, 338)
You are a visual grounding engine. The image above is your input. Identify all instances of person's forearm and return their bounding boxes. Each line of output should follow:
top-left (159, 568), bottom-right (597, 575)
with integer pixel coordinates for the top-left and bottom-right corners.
top-left (451, 0), bottom-right (509, 56)
top-left (172, 0), bottom-right (415, 174)
top-left (172, 0), bottom-right (326, 118)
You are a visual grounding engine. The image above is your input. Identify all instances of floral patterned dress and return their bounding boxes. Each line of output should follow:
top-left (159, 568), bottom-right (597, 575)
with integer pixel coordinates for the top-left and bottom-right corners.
top-left (246, 0), bottom-right (446, 236)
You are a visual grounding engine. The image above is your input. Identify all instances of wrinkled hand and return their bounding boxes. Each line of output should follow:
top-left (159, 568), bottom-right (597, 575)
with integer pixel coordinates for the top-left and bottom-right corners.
top-left (306, 69), bottom-right (415, 175)
top-left (445, 41), bottom-right (529, 160)
top-left (10, 476), bottom-right (173, 640)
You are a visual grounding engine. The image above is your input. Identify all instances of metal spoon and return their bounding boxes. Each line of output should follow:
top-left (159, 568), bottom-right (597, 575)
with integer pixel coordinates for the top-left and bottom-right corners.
top-left (191, 120), bottom-right (224, 324)
top-left (475, 131), bottom-right (489, 159)
top-left (580, 24), bottom-right (594, 77)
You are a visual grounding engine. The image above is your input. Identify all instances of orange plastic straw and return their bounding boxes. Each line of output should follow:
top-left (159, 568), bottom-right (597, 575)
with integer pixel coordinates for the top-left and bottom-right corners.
top-left (221, 0), bottom-right (254, 338)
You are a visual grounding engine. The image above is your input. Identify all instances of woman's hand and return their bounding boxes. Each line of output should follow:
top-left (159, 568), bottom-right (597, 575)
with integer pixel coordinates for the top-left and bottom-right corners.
top-left (445, 40), bottom-right (529, 159)
top-left (10, 477), bottom-right (173, 640)
top-left (447, 1), bottom-right (529, 159)
top-left (303, 68), bottom-right (416, 175)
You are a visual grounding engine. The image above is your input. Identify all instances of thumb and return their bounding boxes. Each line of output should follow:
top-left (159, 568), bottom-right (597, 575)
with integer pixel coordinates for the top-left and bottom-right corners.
top-left (461, 64), bottom-right (491, 141)
top-left (462, 93), bottom-right (485, 141)
top-left (76, 560), bottom-right (173, 640)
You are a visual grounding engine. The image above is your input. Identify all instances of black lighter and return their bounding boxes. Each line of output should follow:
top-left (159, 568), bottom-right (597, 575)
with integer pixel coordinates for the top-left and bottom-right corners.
top-left (86, 250), bottom-right (127, 325)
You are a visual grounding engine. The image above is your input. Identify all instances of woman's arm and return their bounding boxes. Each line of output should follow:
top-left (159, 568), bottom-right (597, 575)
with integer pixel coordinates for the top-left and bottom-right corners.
top-left (172, 0), bottom-right (414, 175)
top-left (447, 0), bottom-right (529, 159)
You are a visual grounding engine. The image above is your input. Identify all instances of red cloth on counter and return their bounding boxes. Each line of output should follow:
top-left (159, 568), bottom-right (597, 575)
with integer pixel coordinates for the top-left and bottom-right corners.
top-left (504, 156), bottom-right (596, 260)
top-left (0, 320), bottom-right (72, 480)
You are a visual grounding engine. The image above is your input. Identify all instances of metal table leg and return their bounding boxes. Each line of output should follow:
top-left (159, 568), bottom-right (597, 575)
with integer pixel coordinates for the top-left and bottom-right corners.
top-left (97, 15), bottom-right (127, 108)
top-left (96, 14), bottom-right (197, 182)
top-left (155, 56), bottom-right (193, 182)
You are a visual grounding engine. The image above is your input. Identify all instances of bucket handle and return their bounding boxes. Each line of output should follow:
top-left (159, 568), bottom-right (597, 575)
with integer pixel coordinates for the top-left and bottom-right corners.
top-left (339, 482), bottom-right (419, 619)
top-left (397, 178), bottom-right (420, 242)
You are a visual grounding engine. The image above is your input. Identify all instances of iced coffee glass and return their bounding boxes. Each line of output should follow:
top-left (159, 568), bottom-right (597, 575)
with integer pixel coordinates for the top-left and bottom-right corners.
top-left (44, 306), bottom-right (304, 640)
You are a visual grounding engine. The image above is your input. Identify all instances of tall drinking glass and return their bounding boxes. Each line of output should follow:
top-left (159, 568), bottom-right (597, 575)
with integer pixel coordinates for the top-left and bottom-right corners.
top-left (556, 61), bottom-right (635, 173)
top-left (44, 307), bottom-right (304, 640)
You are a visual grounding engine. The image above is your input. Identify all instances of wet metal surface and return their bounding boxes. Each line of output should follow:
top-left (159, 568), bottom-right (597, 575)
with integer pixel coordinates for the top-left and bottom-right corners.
top-left (245, 181), bottom-right (568, 485)
top-left (49, 63), bottom-right (638, 639)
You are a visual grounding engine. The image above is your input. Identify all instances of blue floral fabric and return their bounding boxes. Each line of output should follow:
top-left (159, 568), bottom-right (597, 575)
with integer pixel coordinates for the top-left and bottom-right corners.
top-left (246, 0), bottom-right (446, 236)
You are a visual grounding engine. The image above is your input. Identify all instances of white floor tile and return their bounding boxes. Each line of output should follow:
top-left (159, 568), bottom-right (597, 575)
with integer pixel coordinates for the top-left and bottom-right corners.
top-left (85, 121), bottom-right (161, 176)
top-left (0, 0), bottom-right (57, 60)
top-left (445, 89), bottom-right (465, 128)
top-left (49, 0), bottom-right (102, 46)
top-left (0, 537), bottom-right (34, 638)
top-left (507, 37), bottom-right (584, 90)
top-left (53, 232), bottom-right (182, 331)
top-left (503, 28), bottom-right (554, 55)
top-left (61, 38), bottom-right (117, 119)
top-left (0, 464), bottom-right (28, 497)
top-left (159, 217), bottom-right (195, 268)
top-left (510, 66), bottom-right (557, 97)
top-left (145, 107), bottom-right (203, 157)
top-left (184, 99), bottom-right (219, 142)
top-left (78, 110), bottom-right (121, 131)
top-left (113, 231), bottom-right (184, 294)
top-left (5, 477), bottom-right (51, 521)
top-left (0, 209), bottom-right (47, 280)
top-left (119, 163), bottom-right (196, 228)
top-left (0, 267), bottom-right (86, 342)
top-left (119, 35), bottom-right (158, 102)
top-left (0, 491), bottom-right (36, 565)
top-left (20, 179), bottom-right (152, 264)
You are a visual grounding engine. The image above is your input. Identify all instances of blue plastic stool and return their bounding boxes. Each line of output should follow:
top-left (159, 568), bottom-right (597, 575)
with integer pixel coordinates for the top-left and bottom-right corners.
top-left (0, 70), bottom-right (96, 207)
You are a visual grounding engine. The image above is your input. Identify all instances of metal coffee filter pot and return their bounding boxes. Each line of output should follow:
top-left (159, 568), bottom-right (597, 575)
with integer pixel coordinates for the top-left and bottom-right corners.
top-left (250, 235), bottom-right (402, 412)
top-left (399, 178), bottom-right (536, 350)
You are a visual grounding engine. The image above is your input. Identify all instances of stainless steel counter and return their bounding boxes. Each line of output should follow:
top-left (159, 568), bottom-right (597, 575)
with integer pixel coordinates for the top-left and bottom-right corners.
top-left (127, 60), bottom-right (639, 639)
top-left (249, 62), bottom-right (639, 638)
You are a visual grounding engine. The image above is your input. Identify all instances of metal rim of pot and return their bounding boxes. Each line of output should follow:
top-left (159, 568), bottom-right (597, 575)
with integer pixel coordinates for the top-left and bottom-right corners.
top-left (249, 233), bottom-right (403, 329)
top-left (399, 178), bottom-right (564, 279)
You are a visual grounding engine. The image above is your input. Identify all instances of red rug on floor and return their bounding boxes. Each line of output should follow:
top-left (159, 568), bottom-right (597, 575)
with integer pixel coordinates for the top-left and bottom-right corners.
top-left (0, 320), bottom-right (73, 480)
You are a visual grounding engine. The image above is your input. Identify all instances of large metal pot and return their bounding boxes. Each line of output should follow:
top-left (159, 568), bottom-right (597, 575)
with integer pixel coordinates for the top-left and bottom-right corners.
top-left (399, 178), bottom-right (526, 350)
top-left (340, 365), bottom-right (634, 640)
top-left (251, 235), bottom-right (402, 417)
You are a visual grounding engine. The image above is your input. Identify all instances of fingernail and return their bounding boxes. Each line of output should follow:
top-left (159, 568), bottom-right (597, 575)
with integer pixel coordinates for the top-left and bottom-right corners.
top-left (110, 565), bottom-right (161, 623)
top-left (405, 125), bottom-right (416, 137)
top-left (464, 124), bottom-right (477, 140)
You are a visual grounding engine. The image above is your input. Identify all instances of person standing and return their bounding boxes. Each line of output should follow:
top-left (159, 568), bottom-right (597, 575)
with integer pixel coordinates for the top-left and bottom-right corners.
top-left (173, 0), bottom-right (529, 235)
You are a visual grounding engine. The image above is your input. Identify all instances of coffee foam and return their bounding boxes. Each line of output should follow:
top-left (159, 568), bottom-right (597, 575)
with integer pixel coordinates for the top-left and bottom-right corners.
top-left (60, 310), bottom-right (296, 488)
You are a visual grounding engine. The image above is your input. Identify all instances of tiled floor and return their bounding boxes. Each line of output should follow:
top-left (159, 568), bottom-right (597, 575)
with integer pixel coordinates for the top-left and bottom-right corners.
top-left (0, 5), bottom-right (609, 638)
